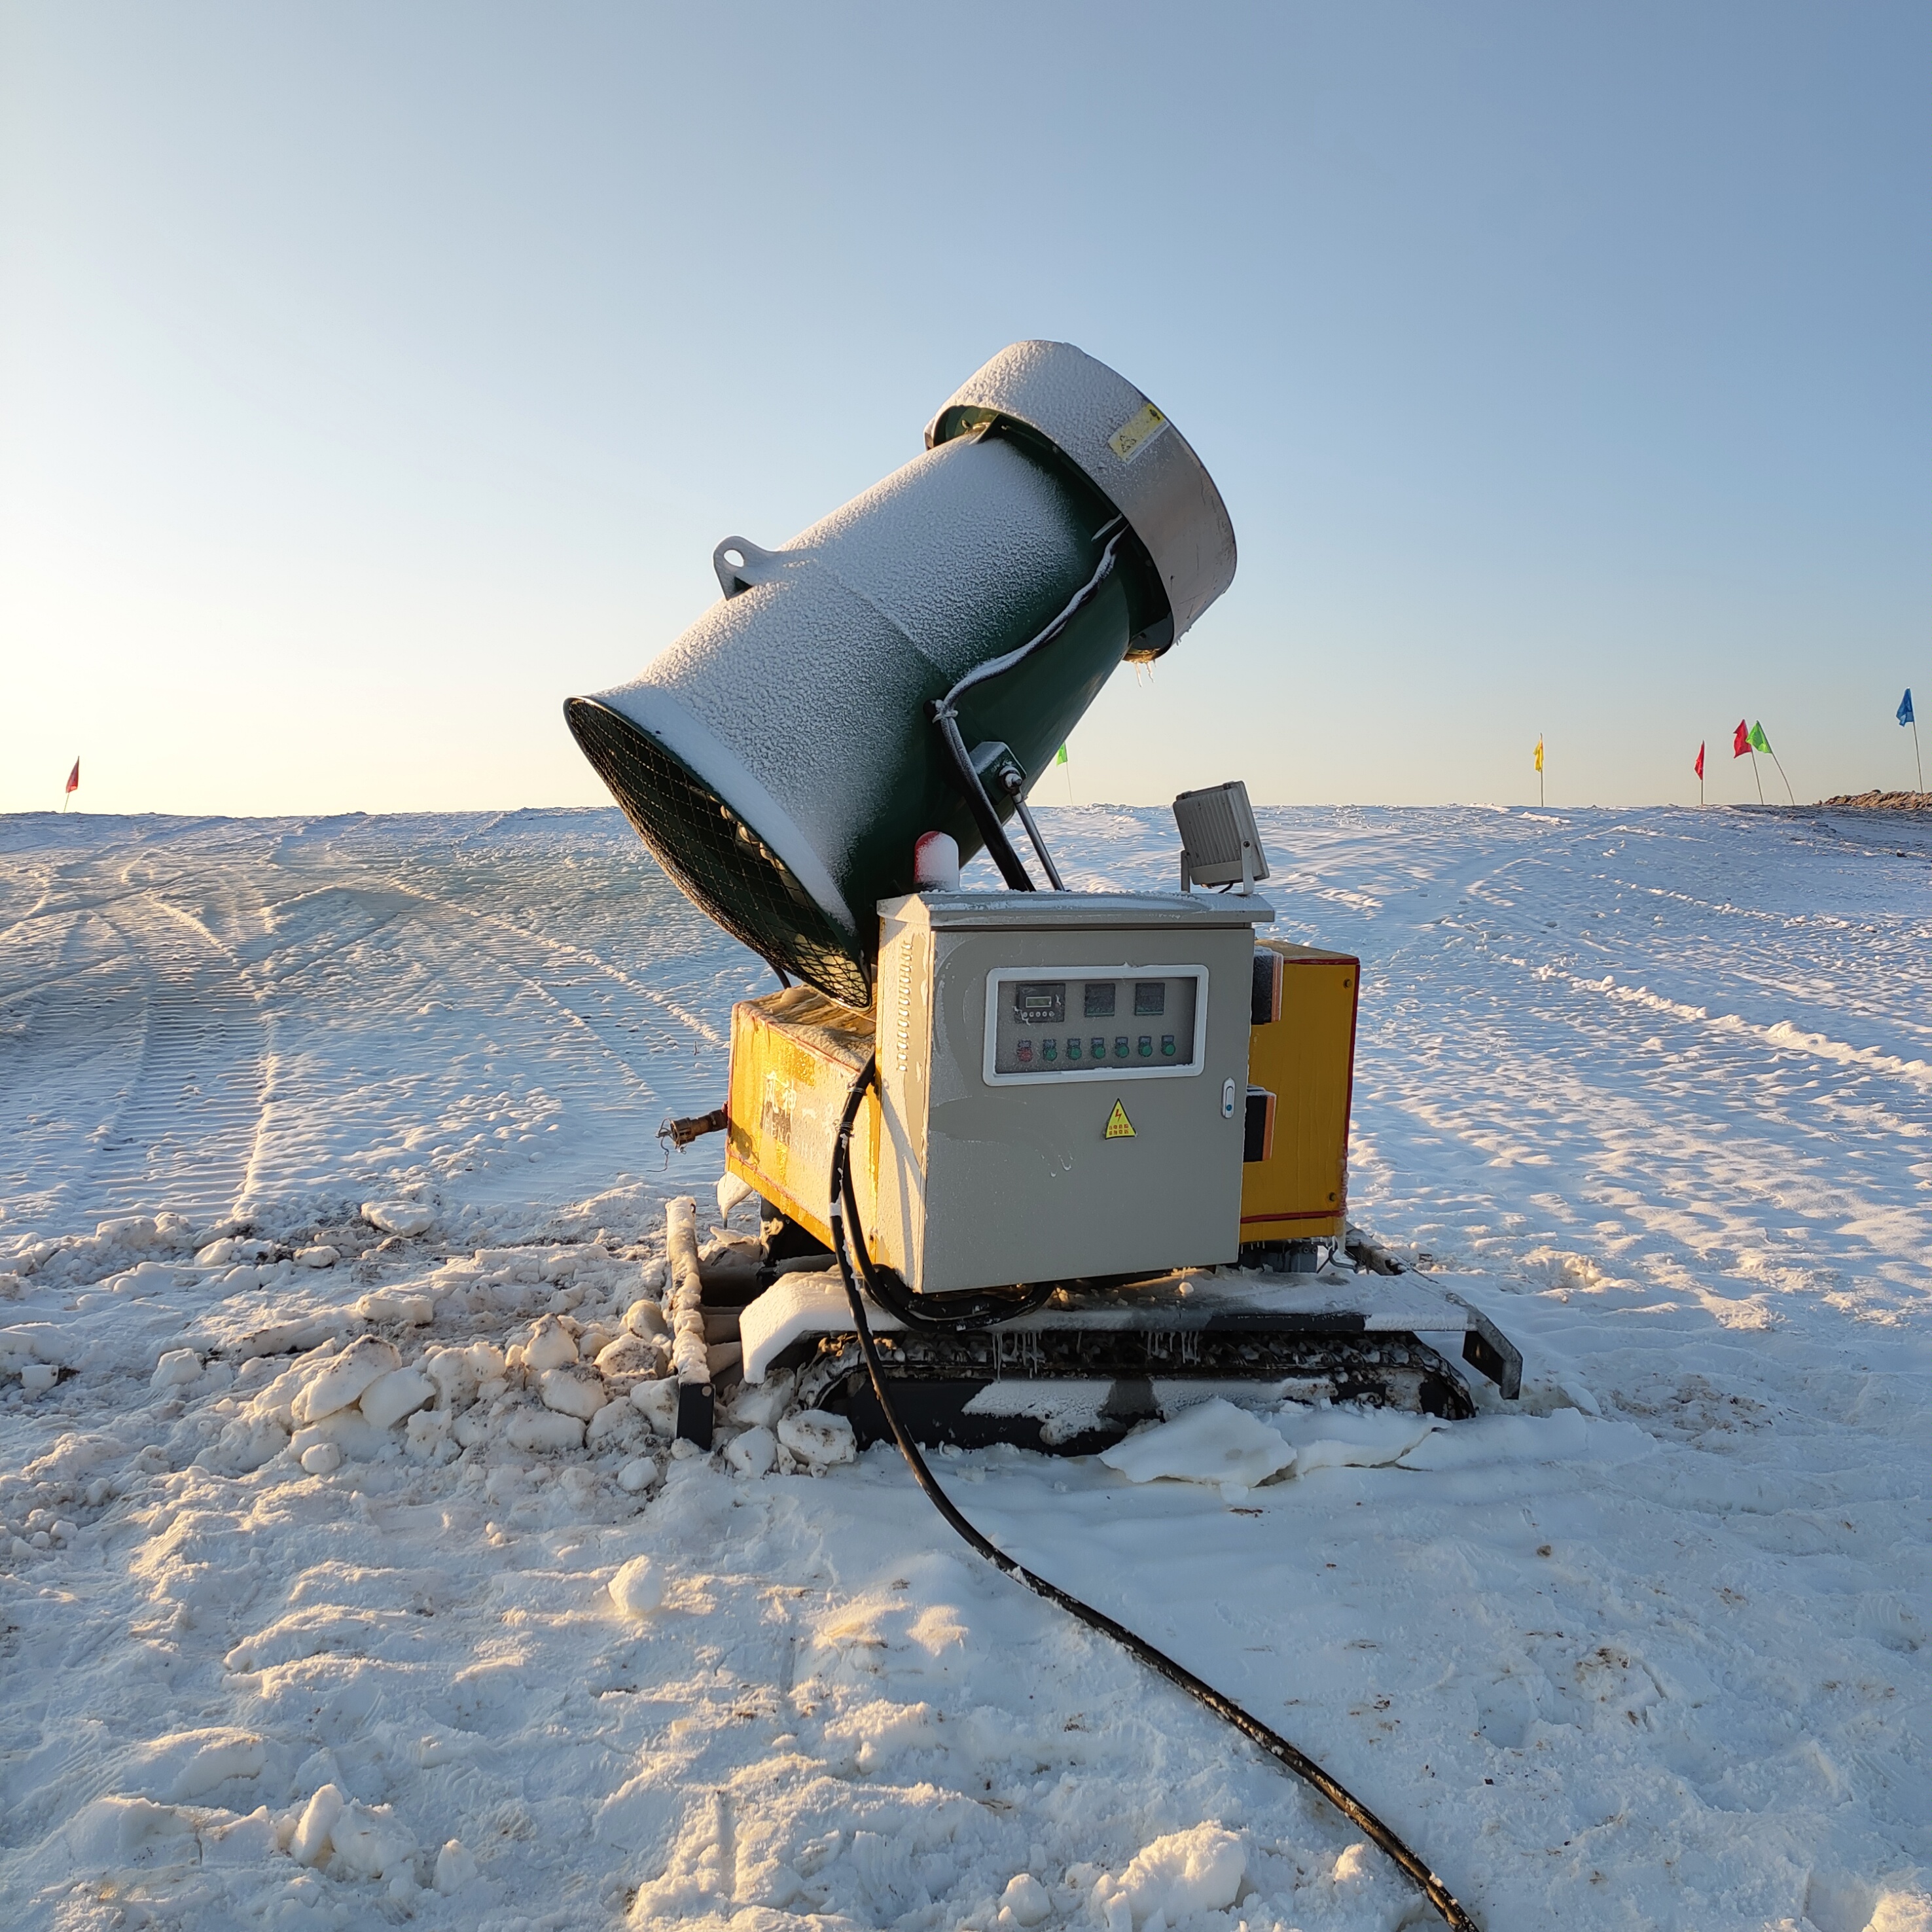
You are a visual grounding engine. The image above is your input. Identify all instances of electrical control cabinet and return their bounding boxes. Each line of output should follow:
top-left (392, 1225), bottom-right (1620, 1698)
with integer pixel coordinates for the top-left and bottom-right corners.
top-left (870, 891), bottom-right (1271, 1296)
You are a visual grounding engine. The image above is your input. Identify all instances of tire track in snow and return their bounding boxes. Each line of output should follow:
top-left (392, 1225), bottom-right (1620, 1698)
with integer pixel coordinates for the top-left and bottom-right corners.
top-left (86, 893), bottom-right (267, 1223)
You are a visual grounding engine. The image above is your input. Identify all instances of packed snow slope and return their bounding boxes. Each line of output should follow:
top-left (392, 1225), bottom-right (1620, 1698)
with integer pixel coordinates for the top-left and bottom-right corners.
top-left (1, 803), bottom-right (1926, 1932)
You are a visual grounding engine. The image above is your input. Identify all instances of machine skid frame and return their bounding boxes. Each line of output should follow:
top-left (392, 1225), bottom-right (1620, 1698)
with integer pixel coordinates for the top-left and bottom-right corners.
top-left (721, 1256), bottom-right (1522, 1454)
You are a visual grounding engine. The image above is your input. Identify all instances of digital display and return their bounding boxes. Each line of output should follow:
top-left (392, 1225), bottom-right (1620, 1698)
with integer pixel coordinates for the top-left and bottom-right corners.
top-left (1134, 982), bottom-right (1166, 1017)
top-left (1084, 983), bottom-right (1117, 1019)
top-left (1012, 982), bottom-right (1065, 1025)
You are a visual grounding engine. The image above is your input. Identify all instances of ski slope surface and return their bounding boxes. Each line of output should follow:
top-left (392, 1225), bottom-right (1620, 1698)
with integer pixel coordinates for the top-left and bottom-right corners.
top-left (0, 803), bottom-right (1926, 1932)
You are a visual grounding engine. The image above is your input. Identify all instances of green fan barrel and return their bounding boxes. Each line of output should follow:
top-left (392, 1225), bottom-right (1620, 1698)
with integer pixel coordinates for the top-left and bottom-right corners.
top-left (565, 341), bottom-right (1236, 1007)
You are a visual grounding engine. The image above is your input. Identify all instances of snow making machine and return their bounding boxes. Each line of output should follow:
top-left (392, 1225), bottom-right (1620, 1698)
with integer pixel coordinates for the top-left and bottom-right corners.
top-left (565, 340), bottom-right (1520, 1453)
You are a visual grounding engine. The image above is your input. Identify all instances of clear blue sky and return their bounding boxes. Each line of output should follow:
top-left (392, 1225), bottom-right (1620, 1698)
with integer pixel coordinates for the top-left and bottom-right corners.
top-left (3, 2), bottom-right (1927, 815)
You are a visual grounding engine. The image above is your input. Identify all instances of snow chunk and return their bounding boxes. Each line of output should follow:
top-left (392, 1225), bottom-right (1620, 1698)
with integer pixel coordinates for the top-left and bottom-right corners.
top-left (151, 1348), bottom-right (202, 1391)
top-left (507, 1408), bottom-right (584, 1453)
top-left (421, 1344), bottom-right (477, 1408)
top-left (362, 1200), bottom-right (434, 1238)
top-left (609, 1555), bottom-right (663, 1618)
top-left (295, 1244), bottom-right (339, 1269)
top-left (1100, 1399), bottom-right (1294, 1499)
top-left (1273, 1402), bottom-right (1438, 1473)
top-left (435, 1838), bottom-right (480, 1893)
top-left (1002, 1872), bottom-right (1052, 1926)
top-left (290, 1783), bottom-right (345, 1866)
top-left (359, 1365), bottom-right (437, 1430)
top-left (1, 1321), bottom-right (76, 1369)
top-left (617, 1455), bottom-right (658, 1492)
top-left (623, 1297), bottom-right (668, 1339)
top-left (293, 1408), bottom-right (385, 1462)
top-left (1092, 1825), bottom-right (1245, 1930)
top-left (294, 1336), bottom-right (401, 1423)
top-left (404, 1406), bottom-right (452, 1459)
top-left (595, 1332), bottom-right (666, 1385)
top-left (1867, 1894), bottom-right (1932, 1932)
top-left (355, 1287), bottom-right (435, 1324)
top-left (724, 1425), bottom-right (776, 1476)
top-left (331, 1798), bottom-right (416, 1880)
top-left (631, 1378), bottom-right (679, 1435)
top-left (300, 1441), bottom-right (342, 1475)
top-left (587, 1398), bottom-right (639, 1446)
top-left (523, 1314), bottom-right (579, 1370)
top-left (727, 1371), bottom-right (794, 1429)
top-left (541, 1367), bottom-right (605, 1419)
top-left (96, 1214), bottom-right (161, 1249)
top-left (778, 1409), bottom-right (855, 1468)
top-left (465, 1340), bottom-right (507, 1385)
top-left (201, 1806), bottom-right (276, 1865)
top-left (1333, 1842), bottom-right (1374, 1886)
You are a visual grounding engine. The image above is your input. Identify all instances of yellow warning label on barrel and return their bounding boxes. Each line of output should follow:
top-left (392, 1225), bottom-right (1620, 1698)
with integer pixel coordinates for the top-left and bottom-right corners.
top-left (1104, 1100), bottom-right (1136, 1139)
top-left (1108, 402), bottom-right (1168, 463)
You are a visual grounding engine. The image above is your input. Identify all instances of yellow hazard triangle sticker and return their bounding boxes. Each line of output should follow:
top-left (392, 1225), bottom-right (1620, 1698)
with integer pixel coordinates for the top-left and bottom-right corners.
top-left (1104, 1100), bottom-right (1136, 1139)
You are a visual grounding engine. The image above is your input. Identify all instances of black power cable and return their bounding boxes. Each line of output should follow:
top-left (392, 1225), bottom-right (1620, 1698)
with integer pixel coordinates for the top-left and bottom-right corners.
top-left (827, 1054), bottom-right (1482, 1932)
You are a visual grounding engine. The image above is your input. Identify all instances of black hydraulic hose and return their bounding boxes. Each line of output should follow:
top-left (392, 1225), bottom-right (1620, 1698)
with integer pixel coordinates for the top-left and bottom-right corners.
top-left (927, 517), bottom-right (1131, 895)
top-left (826, 1056), bottom-right (1482, 1932)
top-left (831, 1062), bottom-right (1051, 1333)
top-left (939, 519), bottom-right (1129, 709)
top-left (844, 1219), bottom-right (1051, 1333)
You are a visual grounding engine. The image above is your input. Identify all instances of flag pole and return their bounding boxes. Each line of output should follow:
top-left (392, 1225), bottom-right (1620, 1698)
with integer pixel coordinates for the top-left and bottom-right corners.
top-left (1768, 749), bottom-right (1795, 806)
top-left (1915, 717), bottom-right (1925, 795)
top-left (1747, 745), bottom-right (1764, 804)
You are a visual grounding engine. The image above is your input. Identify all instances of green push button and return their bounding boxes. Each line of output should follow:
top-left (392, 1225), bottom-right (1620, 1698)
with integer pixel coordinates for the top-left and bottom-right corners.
top-left (1160, 1034), bottom-right (1175, 1056)
top-left (1137, 1035), bottom-right (1153, 1057)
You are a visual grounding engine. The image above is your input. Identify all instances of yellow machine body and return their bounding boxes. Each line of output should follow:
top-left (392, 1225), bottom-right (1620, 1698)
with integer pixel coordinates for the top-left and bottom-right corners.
top-left (726, 936), bottom-right (1359, 1262)
top-left (1239, 941), bottom-right (1359, 1243)
top-left (724, 987), bottom-right (880, 1250)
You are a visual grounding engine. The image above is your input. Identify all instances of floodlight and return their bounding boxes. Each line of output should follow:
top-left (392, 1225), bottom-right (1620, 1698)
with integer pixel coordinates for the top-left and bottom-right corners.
top-left (1173, 779), bottom-right (1269, 893)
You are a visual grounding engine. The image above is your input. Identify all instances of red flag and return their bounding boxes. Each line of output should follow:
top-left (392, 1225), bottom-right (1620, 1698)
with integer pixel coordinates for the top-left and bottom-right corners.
top-left (64, 759), bottom-right (79, 796)
top-left (1732, 720), bottom-right (1750, 758)
top-left (1694, 742), bottom-right (1705, 780)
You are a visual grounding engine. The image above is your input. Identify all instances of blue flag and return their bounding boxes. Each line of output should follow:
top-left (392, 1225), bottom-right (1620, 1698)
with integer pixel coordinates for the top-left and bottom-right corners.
top-left (1901, 689), bottom-right (1916, 727)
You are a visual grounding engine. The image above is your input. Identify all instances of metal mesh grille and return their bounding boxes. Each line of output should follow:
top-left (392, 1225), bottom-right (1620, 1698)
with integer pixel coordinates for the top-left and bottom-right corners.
top-left (566, 699), bottom-right (871, 1007)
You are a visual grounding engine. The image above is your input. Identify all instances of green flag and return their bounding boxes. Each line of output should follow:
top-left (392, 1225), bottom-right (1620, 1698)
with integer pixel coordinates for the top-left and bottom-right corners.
top-left (1054, 743), bottom-right (1068, 766)
top-left (1748, 721), bottom-right (1772, 755)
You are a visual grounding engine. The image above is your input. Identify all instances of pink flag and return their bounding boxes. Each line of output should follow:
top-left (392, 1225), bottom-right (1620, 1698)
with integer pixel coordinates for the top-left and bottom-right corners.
top-left (65, 759), bottom-right (79, 796)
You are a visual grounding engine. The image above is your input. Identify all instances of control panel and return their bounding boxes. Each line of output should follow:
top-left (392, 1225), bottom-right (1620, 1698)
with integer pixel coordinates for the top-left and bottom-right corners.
top-left (984, 965), bottom-right (1206, 1084)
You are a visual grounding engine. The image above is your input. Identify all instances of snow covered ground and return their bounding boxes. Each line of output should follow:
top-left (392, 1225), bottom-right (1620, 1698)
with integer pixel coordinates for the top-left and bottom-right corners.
top-left (1, 802), bottom-right (1925, 1932)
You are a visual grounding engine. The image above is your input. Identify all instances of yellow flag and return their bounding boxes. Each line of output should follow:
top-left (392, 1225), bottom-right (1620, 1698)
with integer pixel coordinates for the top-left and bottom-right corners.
top-left (1533, 737), bottom-right (1543, 773)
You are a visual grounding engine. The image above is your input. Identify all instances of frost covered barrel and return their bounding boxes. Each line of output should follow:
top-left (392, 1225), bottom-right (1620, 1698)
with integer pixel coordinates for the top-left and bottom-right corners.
top-left (565, 340), bottom-right (1236, 1007)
